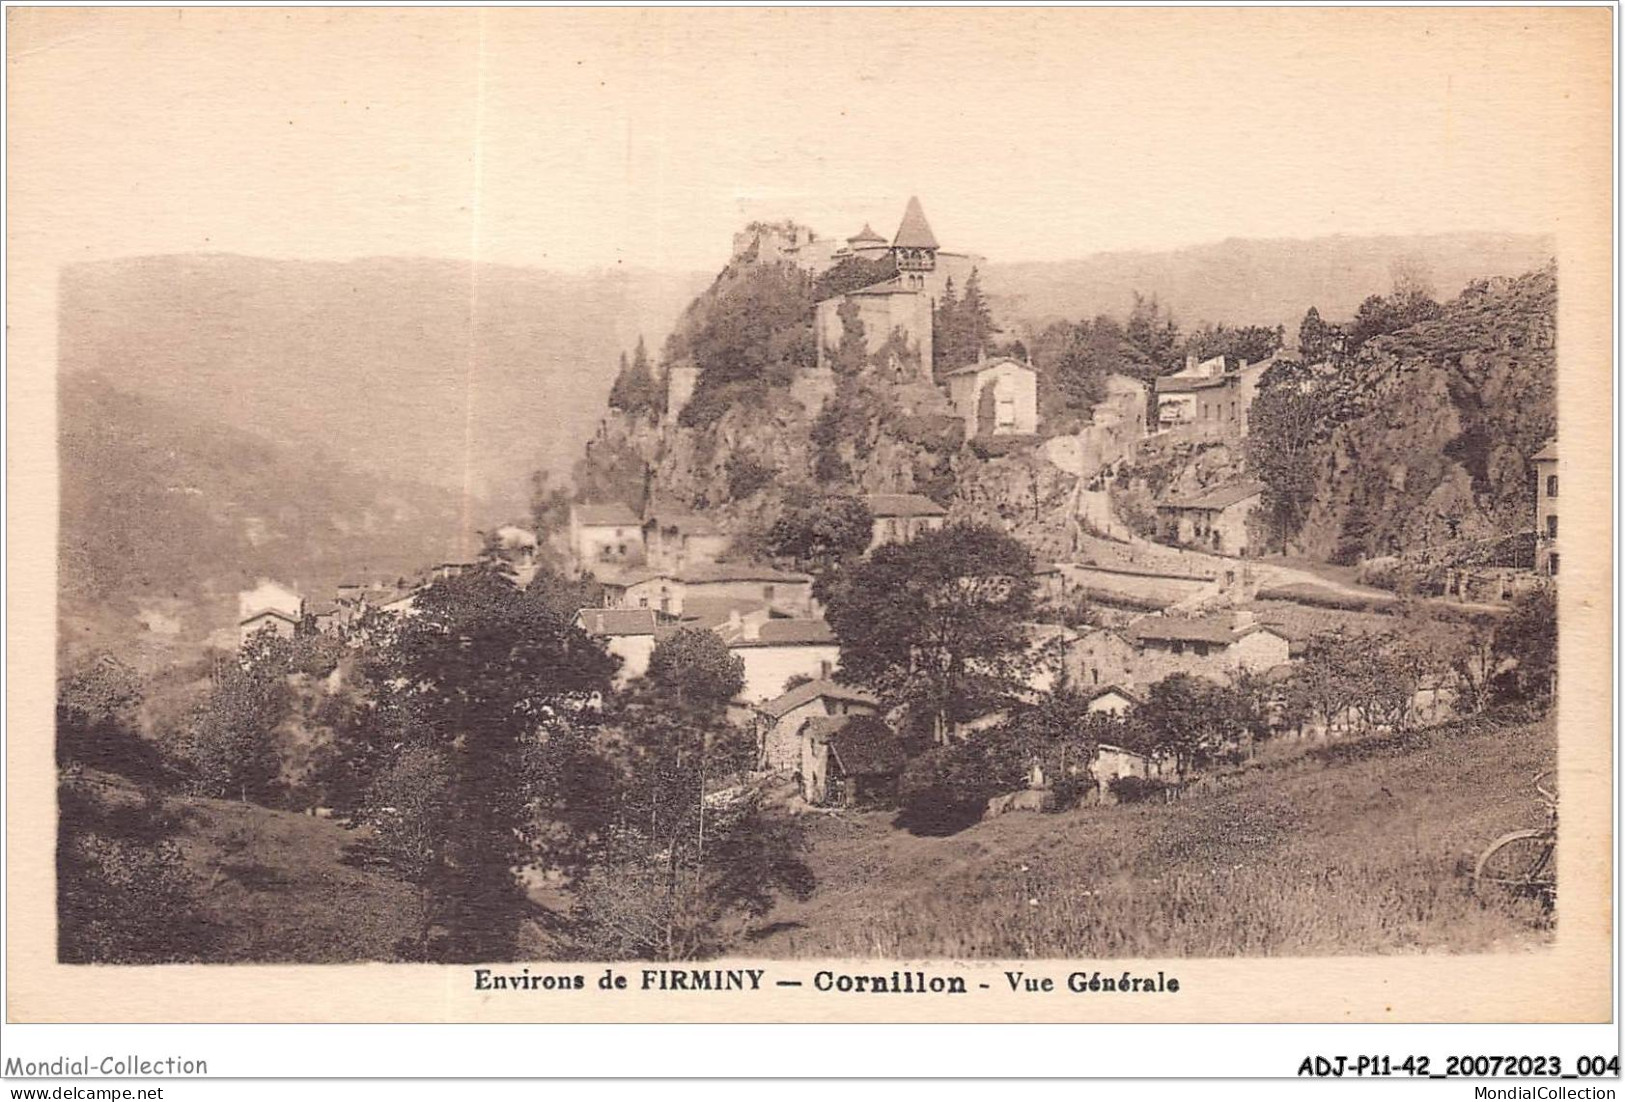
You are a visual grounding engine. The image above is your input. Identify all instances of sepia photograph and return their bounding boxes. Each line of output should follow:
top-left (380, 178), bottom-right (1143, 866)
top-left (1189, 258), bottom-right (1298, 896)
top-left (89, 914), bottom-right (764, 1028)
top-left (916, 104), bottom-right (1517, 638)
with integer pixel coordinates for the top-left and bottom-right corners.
top-left (5, 5), bottom-right (1613, 1038)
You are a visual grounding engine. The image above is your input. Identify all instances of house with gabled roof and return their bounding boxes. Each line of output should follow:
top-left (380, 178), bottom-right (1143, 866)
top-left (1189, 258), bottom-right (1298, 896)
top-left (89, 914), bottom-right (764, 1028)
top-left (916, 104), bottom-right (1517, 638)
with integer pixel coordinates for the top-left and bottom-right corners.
top-left (642, 508), bottom-right (730, 572)
top-left (569, 502), bottom-right (644, 570)
top-left (754, 678), bottom-right (882, 772)
top-left (574, 607), bottom-right (659, 685)
top-left (943, 354), bottom-right (1039, 438)
top-left (1155, 480), bottom-right (1265, 556)
top-left (237, 579), bottom-right (305, 647)
top-left (1084, 684), bottom-right (1141, 718)
top-left (1125, 610), bottom-right (1289, 686)
top-left (798, 713), bottom-right (905, 807)
top-left (864, 492), bottom-right (948, 551)
top-left (726, 617), bottom-right (843, 703)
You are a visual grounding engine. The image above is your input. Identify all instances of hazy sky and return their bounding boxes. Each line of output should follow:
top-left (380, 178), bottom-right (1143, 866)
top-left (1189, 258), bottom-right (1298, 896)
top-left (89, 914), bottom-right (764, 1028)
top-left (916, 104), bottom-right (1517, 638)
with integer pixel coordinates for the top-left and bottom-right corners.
top-left (8, 7), bottom-right (1610, 274)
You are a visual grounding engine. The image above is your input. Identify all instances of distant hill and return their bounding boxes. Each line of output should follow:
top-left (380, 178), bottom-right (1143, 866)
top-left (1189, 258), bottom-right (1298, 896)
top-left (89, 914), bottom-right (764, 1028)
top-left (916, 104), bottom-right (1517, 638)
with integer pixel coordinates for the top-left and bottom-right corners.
top-left (58, 374), bottom-right (488, 667)
top-left (983, 232), bottom-right (1555, 333)
top-left (59, 255), bottom-right (710, 516)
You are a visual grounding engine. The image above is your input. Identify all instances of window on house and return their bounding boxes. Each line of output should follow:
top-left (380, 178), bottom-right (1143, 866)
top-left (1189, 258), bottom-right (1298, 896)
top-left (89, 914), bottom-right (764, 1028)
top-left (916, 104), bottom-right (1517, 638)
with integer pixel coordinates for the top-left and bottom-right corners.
top-left (820, 659), bottom-right (834, 678)
top-left (1193, 642), bottom-right (1210, 657)
top-left (1547, 474), bottom-right (1558, 498)
top-left (1547, 515), bottom-right (1558, 539)
top-left (1548, 552), bottom-right (1560, 576)
top-left (1091, 668), bottom-right (1100, 686)
top-left (598, 546), bottom-right (612, 561)
top-left (1171, 641), bottom-right (1185, 655)
top-left (638, 596), bottom-right (649, 608)
top-left (763, 585), bottom-right (776, 600)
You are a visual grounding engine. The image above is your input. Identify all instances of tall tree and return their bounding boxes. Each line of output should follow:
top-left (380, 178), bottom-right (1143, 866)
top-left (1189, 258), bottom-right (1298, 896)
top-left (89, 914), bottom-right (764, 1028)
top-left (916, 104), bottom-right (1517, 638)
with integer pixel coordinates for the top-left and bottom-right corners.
top-left (363, 565), bottom-right (618, 961)
top-left (607, 337), bottom-right (659, 415)
top-left (825, 522), bottom-right (1035, 743)
top-left (1246, 378), bottom-right (1327, 547)
top-left (765, 493), bottom-right (875, 601)
top-left (1123, 292), bottom-right (1181, 379)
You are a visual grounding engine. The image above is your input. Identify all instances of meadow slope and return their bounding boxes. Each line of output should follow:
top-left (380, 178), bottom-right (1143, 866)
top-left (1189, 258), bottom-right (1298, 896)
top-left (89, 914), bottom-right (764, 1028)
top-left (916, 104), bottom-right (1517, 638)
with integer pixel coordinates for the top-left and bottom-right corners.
top-left (744, 712), bottom-right (1556, 959)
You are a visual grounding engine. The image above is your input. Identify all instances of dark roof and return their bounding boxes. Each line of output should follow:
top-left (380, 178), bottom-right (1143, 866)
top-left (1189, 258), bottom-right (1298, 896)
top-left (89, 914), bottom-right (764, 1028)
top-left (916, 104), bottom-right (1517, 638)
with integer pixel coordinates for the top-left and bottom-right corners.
top-left (758, 678), bottom-right (880, 719)
top-left (678, 562), bottom-right (810, 585)
top-left (573, 503), bottom-right (640, 527)
top-left (1159, 481), bottom-right (1265, 511)
top-left (1156, 374), bottom-right (1231, 393)
top-left (729, 619), bottom-right (838, 648)
top-left (828, 720), bottom-right (906, 776)
top-left (941, 356), bottom-right (1034, 378)
top-left (1532, 439), bottom-right (1558, 462)
top-left (1126, 615), bottom-right (1245, 646)
top-left (575, 608), bottom-right (658, 637)
top-left (847, 222), bottom-right (886, 244)
top-left (892, 196), bottom-right (940, 250)
top-left (240, 608), bottom-right (299, 626)
top-left (645, 511), bottom-right (721, 537)
top-left (675, 596), bottom-right (769, 630)
top-left (597, 566), bottom-right (669, 588)
top-left (864, 492), bottom-right (947, 518)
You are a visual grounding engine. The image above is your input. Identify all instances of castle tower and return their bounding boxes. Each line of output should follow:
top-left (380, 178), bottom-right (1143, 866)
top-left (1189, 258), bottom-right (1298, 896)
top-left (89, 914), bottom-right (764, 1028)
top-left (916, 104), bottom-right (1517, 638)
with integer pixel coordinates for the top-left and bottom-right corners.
top-left (892, 196), bottom-right (940, 289)
top-left (847, 222), bottom-right (889, 262)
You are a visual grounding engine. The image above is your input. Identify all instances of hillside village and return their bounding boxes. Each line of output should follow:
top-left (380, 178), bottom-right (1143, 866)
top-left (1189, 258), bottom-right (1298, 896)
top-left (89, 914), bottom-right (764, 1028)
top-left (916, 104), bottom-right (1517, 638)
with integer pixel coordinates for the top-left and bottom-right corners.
top-left (225, 198), bottom-right (1557, 814)
top-left (61, 197), bottom-right (1561, 964)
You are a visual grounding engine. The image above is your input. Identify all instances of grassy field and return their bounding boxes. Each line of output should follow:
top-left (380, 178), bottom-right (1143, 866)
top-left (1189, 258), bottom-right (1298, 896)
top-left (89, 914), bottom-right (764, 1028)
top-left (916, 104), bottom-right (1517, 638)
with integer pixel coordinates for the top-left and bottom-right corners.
top-left (72, 776), bottom-right (427, 962)
top-left (72, 710), bottom-right (1553, 962)
top-left (743, 712), bottom-right (1556, 958)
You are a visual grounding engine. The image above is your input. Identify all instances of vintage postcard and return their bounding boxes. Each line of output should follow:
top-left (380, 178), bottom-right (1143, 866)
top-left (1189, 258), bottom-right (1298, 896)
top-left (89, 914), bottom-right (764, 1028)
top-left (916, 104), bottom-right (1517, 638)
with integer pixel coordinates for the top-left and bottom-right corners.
top-left (5, 6), bottom-right (1613, 1028)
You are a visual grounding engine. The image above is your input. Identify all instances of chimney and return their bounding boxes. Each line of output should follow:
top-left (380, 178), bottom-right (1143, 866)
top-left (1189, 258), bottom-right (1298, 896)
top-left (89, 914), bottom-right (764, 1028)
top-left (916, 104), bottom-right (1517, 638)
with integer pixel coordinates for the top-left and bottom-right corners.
top-left (1232, 609), bottom-right (1256, 631)
top-left (742, 617), bottom-right (761, 642)
top-left (728, 608), bottom-right (743, 634)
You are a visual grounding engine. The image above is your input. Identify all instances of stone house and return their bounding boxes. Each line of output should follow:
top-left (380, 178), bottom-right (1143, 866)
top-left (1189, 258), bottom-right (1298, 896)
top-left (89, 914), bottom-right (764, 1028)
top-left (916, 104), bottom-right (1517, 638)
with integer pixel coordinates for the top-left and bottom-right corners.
top-left (1154, 354), bottom-right (1272, 435)
top-left (1155, 480), bottom-right (1264, 556)
top-left (1124, 611), bottom-right (1291, 686)
top-left (1084, 685), bottom-right (1140, 718)
top-left (570, 503), bottom-right (644, 569)
top-left (943, 355), bottom-right (1039, 438)
top-left (237, 580), bottom-right (305, 647)
top-left (599, 561), bottom-right (814, 618)
top-left (799, 713), bottom-right (906, 807)
top-left (642, 509), bottom-right (731, 573)
top-left (864, 492), bottom-right (948, 551)
top-left (753, 678), bottom-right (881, 772)
top-left (726, 618), bottom-right (843, 703)
top-left (1068, 627), bottom-right (1139, 691)
top-left (574, 607), bottom-right (658, 686)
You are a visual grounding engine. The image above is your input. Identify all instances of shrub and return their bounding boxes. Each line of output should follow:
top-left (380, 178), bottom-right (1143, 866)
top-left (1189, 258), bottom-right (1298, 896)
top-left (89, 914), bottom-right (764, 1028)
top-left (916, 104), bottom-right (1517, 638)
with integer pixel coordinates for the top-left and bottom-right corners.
top-left (1108, 775), bottom-right (1169, 804)
top-left (724, 453), bottom-right (776, 502)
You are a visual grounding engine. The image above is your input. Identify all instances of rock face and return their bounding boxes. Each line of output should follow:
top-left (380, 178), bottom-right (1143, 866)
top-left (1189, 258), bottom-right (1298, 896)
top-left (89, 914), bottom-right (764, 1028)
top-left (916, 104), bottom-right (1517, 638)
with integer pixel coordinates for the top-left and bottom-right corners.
top-left (1293, 266), bottom-right (1556, 562)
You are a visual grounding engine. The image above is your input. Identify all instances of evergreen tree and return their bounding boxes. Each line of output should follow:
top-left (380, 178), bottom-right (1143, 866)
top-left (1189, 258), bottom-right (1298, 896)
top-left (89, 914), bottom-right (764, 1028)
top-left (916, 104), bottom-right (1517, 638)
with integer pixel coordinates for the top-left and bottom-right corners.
top-left (959, 268), bottom-right (996, 360)
top-left (607, 337), bottom-right (659, 415)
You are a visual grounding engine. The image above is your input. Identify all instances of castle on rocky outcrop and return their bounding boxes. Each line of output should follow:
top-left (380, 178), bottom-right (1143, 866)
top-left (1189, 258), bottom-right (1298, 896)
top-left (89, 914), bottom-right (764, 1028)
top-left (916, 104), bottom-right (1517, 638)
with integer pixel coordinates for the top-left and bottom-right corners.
top-left (727, 198), bottom-right (980, 381)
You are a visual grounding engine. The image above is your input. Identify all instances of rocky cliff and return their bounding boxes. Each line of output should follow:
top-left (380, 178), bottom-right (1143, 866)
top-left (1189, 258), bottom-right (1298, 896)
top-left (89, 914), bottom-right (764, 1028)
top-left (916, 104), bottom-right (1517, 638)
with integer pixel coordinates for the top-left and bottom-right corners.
top-left (1293, 265), bottom-right (1556, 562)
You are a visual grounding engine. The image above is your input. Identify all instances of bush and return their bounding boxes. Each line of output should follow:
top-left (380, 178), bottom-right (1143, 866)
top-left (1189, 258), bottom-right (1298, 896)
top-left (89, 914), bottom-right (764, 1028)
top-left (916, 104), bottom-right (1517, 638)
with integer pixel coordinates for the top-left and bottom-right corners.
top-left (724, 454), bottom-right (776, 502)
top-left (57, 772), bottom-right (213, 963)
top-left (1108, 775), bottom-right (1169, 804)
top-left (895, 737), bottom-right (1026, 836)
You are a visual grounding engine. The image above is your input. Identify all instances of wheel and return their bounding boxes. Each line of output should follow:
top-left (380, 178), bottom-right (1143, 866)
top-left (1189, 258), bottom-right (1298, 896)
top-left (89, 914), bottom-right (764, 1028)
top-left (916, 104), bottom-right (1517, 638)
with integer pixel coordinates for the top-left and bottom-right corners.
top-left (1472, 828), bottom-right (1555, 904)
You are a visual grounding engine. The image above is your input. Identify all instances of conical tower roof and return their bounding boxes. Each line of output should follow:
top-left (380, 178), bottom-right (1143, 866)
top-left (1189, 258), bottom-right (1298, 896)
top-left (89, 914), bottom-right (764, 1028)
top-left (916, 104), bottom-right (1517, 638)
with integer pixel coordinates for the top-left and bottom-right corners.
top-left (892, 196), bottom-right (939, 250)
top-left (848, 222), bottom-right (886, 245)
